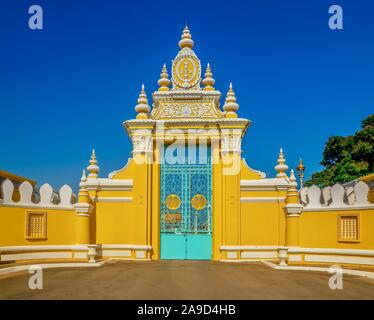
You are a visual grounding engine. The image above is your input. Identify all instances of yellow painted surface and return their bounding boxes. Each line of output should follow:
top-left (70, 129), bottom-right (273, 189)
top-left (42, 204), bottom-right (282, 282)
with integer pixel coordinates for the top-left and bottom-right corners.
top-left (300, 209), bottom-right (374, 249)
top-left (0, 206), bottom-right (76, 246)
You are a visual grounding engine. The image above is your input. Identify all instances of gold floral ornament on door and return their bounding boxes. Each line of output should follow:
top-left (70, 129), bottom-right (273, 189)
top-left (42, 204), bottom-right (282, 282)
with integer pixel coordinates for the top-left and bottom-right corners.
top-left (164, 194), bottom-right (182, 224)
top-left (191, 194), bottom-right (207, 211)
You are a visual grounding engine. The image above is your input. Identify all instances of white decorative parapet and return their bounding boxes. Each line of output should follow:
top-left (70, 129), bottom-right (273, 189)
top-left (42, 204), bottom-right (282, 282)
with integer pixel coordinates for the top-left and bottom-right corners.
top-left (0, 179), bottom-right (75, 210)
top-left (300, 181), bottom-right (372, 210)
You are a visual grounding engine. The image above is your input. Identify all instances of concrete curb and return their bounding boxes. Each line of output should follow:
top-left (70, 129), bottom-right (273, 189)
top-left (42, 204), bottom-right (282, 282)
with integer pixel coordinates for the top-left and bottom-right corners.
top-left (261, 260), bottom-right (374, 279)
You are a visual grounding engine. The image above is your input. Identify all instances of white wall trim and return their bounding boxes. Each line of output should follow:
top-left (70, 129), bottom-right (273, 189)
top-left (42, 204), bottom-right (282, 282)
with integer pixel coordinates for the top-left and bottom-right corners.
top-left (1, 252), bottom-right (72, 262)
top-left (87, 178), bottom-right (133, 191)
top-left (240, 197), bottom-right (285, 203)
top-left (96, 197), bottom-right (133, 203)
top-left (220, 245), bottom-right (280, 251)
top-left (101, 250), bottom-right (132, 257)
top-left (0, 203), bottom-right (74, 210)
top-left (100, 244), bottom-right (152, 250)
top-left (302, 205), bottom-right (374, 212)
top-left (240, 178), bottom-right (289, 191)
top-left (241, 251), bottom-right (278, 259)
top-left (304, 254), bottom-right (374, 265)
top-left (0, 245), bottom-right (88, 252)
top-left (288, 247), bottom-right (374, 256)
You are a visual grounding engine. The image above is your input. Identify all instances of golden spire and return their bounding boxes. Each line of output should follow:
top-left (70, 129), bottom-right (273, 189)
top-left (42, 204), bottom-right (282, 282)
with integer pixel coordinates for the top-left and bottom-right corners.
top-left (87, 149), bottom-right (100, 178)
top-left (158, 64), bottom-right (171, 91)
top-left (275, 148), bottom-right (289, 178)
top-left (223, 82), bottom-right (239, 118)
top-left (135, 84), bottom-right (151, 119)
top-left (78, 169), bottom-right (89, 204)
top-left (202, 63), bottom-right (215, 91)
top-left (179, 25), bottom-right (194, 49)
top-left (296, 158), bottom-right (306, 188)
top-left (286, 169), bottom-right (300, 205)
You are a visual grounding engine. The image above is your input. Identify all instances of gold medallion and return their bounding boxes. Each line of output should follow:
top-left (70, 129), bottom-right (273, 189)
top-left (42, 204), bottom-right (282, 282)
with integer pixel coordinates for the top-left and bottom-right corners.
top-left (165, 194), bottom-right (181, 210)
top-left (172, 55), bottom-right (200, 89)
top-left (190, 194), bottom-right (207, 211)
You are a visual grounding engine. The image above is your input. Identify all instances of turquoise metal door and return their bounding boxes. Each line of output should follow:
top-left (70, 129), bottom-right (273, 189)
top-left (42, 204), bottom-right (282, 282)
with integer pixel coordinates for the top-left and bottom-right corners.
top-left (160, 147), bottom-right (212, 260)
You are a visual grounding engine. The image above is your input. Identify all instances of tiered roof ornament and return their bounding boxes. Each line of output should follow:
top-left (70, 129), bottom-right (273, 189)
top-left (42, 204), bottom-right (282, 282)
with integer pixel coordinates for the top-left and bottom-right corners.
top-left (87, 149), bottom-right (100, 178)
top-left (275, 148), bottom-right (289, 178)
top-left (158, 64), bottom-right (171, 91)
top-left (127, 26), bottom-right (250, 125)
top-left (223, 83), bottom-right (239, 118)
top-left (134, 84), bottom-right (151, 119)
top-left (202, 63), bottom-right (215, 91)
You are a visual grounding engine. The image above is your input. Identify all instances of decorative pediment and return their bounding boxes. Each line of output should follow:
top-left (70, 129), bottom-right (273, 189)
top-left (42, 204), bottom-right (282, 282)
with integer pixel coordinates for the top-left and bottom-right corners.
top-left (151, 101), bottom-right (223, 120)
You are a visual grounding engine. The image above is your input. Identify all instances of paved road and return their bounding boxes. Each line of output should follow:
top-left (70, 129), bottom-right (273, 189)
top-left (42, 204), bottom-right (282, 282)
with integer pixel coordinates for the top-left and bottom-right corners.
top-left (0, 261), bottom-right (373, 299)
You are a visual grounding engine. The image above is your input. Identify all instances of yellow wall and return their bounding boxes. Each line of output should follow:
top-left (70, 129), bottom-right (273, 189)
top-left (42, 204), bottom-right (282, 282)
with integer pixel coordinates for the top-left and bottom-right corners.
top-left (0, 206), bottom-right (76, 246)
top-left (300, 209), bottom-right (374, 249)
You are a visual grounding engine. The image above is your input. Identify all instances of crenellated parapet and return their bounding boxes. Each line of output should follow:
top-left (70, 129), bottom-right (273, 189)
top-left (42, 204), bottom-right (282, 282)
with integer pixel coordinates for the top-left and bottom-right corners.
top-left (0, 179), bottom-right (75, 210)
top-left (300, 181), bottom-right (371, 210)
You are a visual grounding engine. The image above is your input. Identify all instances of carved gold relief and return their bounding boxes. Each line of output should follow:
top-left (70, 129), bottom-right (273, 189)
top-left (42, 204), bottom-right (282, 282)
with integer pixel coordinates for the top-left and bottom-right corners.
top-left (165, 194), bottom-right (181, 210)
top-left (191, 194), bottom-right (207, 211)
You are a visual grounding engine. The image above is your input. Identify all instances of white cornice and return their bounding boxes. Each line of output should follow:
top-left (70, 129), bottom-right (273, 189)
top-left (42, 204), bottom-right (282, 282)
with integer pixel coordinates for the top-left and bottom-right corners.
top-left (302, 204), bottom-right (374, 212)
top-left (96, 197), bottom-right (133, 203)
top-left (240, 197), bottom-right (285, 203)
top-left (240, 178), bottom-right (289, 191)
top-left (86, 178), bottom-right (133, 191)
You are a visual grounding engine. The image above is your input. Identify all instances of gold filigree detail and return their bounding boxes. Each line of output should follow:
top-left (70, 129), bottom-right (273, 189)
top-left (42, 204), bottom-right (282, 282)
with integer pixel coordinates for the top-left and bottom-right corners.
top-left (191, 194), bottom-right (207, 211)
top-left (165, 194), bottom-right (181, 210)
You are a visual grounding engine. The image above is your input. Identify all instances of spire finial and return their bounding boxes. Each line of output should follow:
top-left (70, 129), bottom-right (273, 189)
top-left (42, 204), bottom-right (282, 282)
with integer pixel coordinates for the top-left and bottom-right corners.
top-left (77, 168), bottom-right (90, 204)
top-left (223, 82), bottom-right (239, 118)
top-left (286, 169), bottom-right (300, 205)
top-left (179, 25), bottom-right (194, 49)
top-left (87, 149), bottom-right (100, 178)
top-left (79, 169), bottom-right (87, 187)
top-left (158, 64), bottom-right (171, 91)
top-left (135, 84), bottom-right (151, 119)
top-left (275, 147), bottom-right (289, 178)
top-left (202, 63), bottom-right (215, 91)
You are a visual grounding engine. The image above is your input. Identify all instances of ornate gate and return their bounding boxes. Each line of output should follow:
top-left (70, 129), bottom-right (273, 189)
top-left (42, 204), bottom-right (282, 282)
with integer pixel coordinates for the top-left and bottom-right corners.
top-left (160, 147), bottom-right (212, 260)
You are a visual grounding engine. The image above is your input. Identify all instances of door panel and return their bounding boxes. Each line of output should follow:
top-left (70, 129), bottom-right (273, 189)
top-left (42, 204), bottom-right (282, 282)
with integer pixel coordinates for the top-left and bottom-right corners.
top-left (160, 146), bottom-right (212, 260)
top-left (160, 234), bottom-right (186, 260)
top-left (186, 235), bottom-right (212, 260)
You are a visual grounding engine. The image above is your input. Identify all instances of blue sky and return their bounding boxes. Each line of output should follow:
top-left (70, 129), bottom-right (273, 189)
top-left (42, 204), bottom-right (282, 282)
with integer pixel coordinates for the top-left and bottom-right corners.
top-left (0, 0), bottom-right (373, 190)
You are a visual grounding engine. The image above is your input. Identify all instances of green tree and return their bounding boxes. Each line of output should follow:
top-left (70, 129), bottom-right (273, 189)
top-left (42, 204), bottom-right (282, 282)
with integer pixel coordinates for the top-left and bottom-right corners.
top-left (305, 114), bottom-right (374, 188)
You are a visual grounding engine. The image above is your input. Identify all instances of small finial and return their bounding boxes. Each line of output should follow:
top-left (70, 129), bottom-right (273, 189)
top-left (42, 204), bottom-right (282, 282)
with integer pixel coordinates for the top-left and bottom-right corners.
top-left (290, 169), bottom-right (296, 182)
top-left (179, 25), bottom-right (194, 49)
top-left (275, 147), bottom-right (289, 178)
top-left (87, 149), bottom-right (100, 178)
top-left (158, 64), bottom-right (171, 91)
top-left (223, 82), bottom-right (239, 118)
top-left (135, 84), bottom-right (151, 119)
top-left (79, 169), bottom-right (87, 187)
top-left (78, 169), bottom-right (90, 204)
top-left (202, 63), bottom-right (215, 91)
top-left (286, 169), bottom-right (300, 205)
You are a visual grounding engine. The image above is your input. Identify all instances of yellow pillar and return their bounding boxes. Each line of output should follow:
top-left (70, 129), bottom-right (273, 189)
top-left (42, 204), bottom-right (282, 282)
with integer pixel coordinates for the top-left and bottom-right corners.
top-left (74, 170), bottom-right (93, 245)
top-left (284, 170), bottom-right (303, 247)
